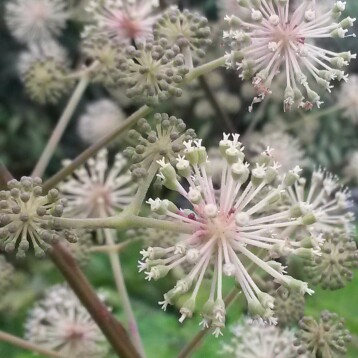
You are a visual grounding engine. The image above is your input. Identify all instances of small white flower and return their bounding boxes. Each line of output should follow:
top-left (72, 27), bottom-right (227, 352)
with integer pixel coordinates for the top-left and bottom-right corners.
top-left (60, 149), bottom-right (136, 219)
top-left (219, 318), bottom-right (299, 357)
top-left (224, 0), bottom-right (356, 111)
top-left (83, 0), bottom-right (158, 44)
top-left (5, 0), bottom-right (68, 43)
top-left (25, 284), bottom-right (108, 357)
top-left (77, 100), bottom-right (125, 145)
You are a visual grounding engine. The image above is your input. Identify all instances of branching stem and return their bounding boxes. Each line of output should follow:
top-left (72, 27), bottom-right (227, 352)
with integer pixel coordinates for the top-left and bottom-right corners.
top-left (32, 74), bottom-right (90, 178)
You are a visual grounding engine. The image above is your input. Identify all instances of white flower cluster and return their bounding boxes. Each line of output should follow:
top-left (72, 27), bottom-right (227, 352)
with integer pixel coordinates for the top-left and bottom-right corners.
top-left (25, 284), bottom-right (108, 357)
top-left (224, 0), bottom-right (356, 111)
top-left (139, 134), bottom-right (337, 336)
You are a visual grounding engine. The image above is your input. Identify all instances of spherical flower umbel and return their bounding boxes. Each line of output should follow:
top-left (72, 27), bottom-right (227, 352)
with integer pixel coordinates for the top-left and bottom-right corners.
top-left (220, 318), bottom-right (298, 357)
top-left (82, 35), bottom-right (124, 87)
top-left (294, 311), bottom-right (351, 357)
top-left (337, 74), bottom-right (358, 123)
top-left (249, 131), bottom-right (308, 175)
top-left (0, 177), bottom-right (73, 258)
top-left (285, 169), bottom-right (355, 237)
top-left (303, 232), bottom-right (358, 290)
top-left (118, 39), bottom-right (189, 105)
top-left (60, 149), bottom-right (137, 219)
top-left (153, 7), bottom-right (212, 67)
top-left (18, 42), bottom-right (74, 104)
top-left (77, 99), bottom-right (125, 145)
top-left (5, 0), bottom-right (68, 43)
top-left (140, 134), bottom-right (318, 336)
top-left (124, 113), bottom-right (196, 179)
top-left (269, 284), bottom-right (305, 327)
top-left (224, 0), bottom-right (356, 111)
top-left (83, 0), bottom-right (159, 44)
top-left (25, 284), bottom-right (108, 357)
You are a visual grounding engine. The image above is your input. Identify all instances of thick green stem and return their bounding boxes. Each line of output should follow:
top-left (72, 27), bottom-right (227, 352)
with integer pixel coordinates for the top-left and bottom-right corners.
top-left (32, 75), bottom-right (90, 178)
top-left (42, 105), bottom-right (152, 191)
top-left (185, 56), bottom-right (226, 83)
top-left (52, 214), bottom-right (194, 234)
top-left (0, 331), bottom-right (64, 358)
top-left (103, 228), bottom-right (147, 358)
top-left (49, 242), bottom-right (141, 358)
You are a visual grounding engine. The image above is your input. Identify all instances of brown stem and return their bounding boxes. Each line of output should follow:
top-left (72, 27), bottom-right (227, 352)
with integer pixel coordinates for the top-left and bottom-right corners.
top-left (198, 76), bottom-right (236, 133)
top-left (49, 242), bottom-right (141, 358)
top-left (176, 288), bottom-right (240, 358)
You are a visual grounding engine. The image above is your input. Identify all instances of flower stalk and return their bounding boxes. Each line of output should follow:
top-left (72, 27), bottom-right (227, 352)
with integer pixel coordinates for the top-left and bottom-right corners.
top-left (103, 227), bottom-right (147, 358)
top-left (32, 72), bottom-right (91, 177)
top-left (0, 330), bottom-right (64, 358)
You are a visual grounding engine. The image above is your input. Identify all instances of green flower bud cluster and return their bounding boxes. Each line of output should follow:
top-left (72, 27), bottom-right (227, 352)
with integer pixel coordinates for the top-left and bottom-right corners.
top-left (303, 233), bottom-right (358, 290)
top-left (124, 113), bottom-right (196, 179)
top-left (153, 8), bottom-right (211, 66)
top-left (294, 311), bottom-right (351, 357)
top-left (269, 285), bottom-right (305, 327)
top-left (82, 34), bottom-right (123, 87)
top-left (0, 255), bottom-right (15, 294)
top-left (24, 58), bottom-right (73, 104)
top-left (0, 177), bottom-right (75, 258)
top-left (117, 39), bottom-right (189, 106)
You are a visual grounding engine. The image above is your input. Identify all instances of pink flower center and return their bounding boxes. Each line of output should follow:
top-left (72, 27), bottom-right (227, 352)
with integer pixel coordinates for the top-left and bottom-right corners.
top-left (111, 11), bottom-right (142, 39)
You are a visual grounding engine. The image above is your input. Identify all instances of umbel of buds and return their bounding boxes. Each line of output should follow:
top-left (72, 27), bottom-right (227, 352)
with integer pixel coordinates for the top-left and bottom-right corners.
top-left (224, 0), bottom-right (356, 111)
top-left (124, 113), bottom-right (196, 179)
top-left (303, 232), bottom-right (358, 290)
top-left (294, 311), bottom-right (352, 357)
top-left (269, 285), bottom-right (305, 327)
top-left (153, 7), bottom-right (212, 67)
top-left (117, 39), bottom-right (189, 106)
top-left (23, 57), bottom-right (73, 104)
top-left (82, 35), bottom-right (124, 87)
top-left (0, 177), bottom-right (75, 258)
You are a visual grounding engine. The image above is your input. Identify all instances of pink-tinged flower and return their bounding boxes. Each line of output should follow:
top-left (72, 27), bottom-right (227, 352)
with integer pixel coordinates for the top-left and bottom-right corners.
top-left (5, 0), bottom-right (68, 43)
top-left (25, 284), bottom-right (108, 357)
top-left (140, 134), bottom-right (318, 336)
top-left (83, 0), bottom-right (159, 43)
top-left (224, 1), bottom-right (356, 112)
top-left (59, 149), bottom-right (137, 219)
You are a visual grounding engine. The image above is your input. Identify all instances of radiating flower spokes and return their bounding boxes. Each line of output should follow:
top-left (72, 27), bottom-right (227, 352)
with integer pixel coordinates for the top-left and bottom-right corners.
top-left (224, 0), bottom-right (356, 111)
top-left (139, 133), bottom-right (322, 335)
